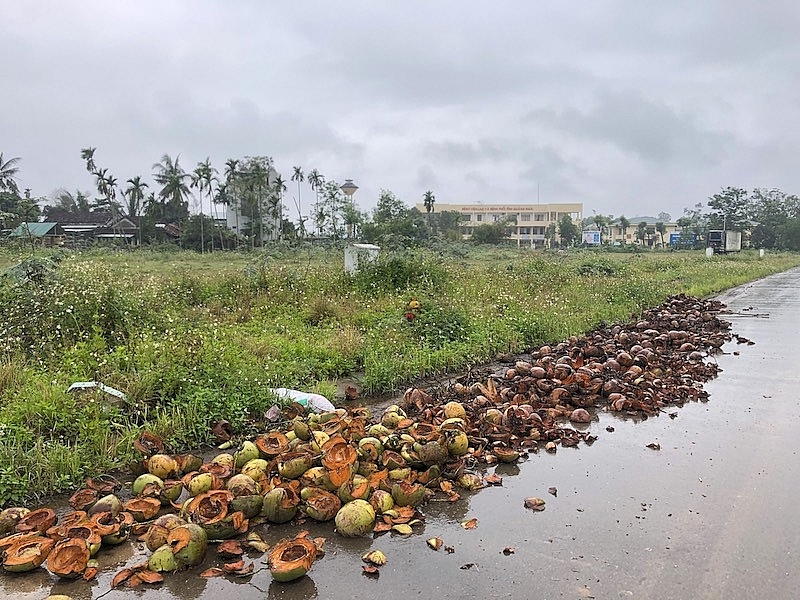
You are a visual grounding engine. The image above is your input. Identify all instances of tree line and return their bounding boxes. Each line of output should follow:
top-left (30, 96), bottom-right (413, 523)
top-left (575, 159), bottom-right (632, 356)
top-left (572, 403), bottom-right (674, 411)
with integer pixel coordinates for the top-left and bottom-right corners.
top-left (3, 150), bottom-right (800, 251)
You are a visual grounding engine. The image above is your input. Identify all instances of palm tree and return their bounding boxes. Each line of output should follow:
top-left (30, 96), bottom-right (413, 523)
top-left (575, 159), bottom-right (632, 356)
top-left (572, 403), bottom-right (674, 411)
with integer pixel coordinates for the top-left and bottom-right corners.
top-left (618, 215), bottom-right (630, 244)
top-left (80, 147), bottom-right (96, 175)
top-left (291, 166), bottom-right (305, 237)
top-left (0, 153), bottom-right (21, 194)
top-left (423, 190), bottom-right (436, 231)
top-left (307, 169), bottom-right (325, 235)
top-left (273, 174), bottom-right (287, 240)
top-left (637, 221), bottom-right (648, 246)
top-left (123, 176), bottom-right (148, 246)
top-left (655, 221), bottom-right (667, 247)
top-left (153, 154), bottom-right (190, 226)
top-left (191, 159), bottom-right (217, 253)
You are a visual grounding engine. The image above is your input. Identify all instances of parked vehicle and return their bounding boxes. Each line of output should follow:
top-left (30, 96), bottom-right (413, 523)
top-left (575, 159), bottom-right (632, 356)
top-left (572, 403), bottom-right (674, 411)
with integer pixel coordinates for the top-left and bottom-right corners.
top-left (707, 230), bottom-right (742, 253)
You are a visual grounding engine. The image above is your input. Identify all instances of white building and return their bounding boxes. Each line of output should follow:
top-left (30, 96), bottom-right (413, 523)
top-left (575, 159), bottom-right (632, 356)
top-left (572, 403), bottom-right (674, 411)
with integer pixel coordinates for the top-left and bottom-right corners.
top-left (417, 202), bottom-right (583, 248)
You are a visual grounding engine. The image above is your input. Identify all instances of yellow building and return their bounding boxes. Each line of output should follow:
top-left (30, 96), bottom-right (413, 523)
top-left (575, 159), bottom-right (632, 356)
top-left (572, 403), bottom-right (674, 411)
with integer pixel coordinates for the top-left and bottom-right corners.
top-left (415, 202), bottom-right (583, 248)
top-left (606, 218), bottom-right (681, 247)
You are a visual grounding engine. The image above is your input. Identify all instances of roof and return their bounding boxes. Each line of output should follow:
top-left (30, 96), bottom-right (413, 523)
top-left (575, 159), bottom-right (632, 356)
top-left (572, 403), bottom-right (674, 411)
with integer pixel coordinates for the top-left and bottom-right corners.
top-left (9, 222), bottom-right (64, 237)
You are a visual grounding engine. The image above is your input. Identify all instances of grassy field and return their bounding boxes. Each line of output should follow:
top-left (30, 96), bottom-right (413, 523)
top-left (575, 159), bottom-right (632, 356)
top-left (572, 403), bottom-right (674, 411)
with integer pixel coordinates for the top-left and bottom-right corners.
top-left (1, 244), bottom-right (799, 504)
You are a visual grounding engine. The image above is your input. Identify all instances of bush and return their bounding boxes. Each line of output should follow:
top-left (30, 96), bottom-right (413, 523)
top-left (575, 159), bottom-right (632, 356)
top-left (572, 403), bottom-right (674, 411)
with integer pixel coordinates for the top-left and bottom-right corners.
top-left (354, 252), bottom-right (448, 293)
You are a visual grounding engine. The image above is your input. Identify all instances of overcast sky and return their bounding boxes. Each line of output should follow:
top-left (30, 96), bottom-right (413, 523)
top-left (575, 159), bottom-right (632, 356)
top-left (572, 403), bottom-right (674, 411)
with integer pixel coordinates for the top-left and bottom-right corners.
top-left (3, 1), bottom-right (799, 222)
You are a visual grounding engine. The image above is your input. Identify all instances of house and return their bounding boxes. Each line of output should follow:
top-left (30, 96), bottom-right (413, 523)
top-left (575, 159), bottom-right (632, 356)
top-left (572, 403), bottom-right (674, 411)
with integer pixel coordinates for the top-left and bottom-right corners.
top-left (43, 210), bottom-right (140, 246)
top-left (416, 202), bottom-right (583, 248)
top-left (9, 222), bottom-right (67, 246)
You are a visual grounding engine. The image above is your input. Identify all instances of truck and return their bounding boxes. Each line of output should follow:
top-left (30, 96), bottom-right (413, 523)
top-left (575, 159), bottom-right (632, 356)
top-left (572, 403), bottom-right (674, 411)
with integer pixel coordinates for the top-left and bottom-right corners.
top-left (706, 230), bottom-right (742, 253)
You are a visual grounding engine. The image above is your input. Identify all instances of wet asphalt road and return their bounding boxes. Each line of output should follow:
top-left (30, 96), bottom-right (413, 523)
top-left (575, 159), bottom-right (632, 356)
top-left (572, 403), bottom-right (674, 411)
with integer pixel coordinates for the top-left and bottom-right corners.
top-left (3, 267), bottom-right (800, 600)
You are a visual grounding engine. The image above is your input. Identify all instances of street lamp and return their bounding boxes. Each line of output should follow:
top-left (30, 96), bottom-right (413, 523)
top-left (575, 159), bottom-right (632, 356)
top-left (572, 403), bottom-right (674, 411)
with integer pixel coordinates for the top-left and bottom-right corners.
top-left (340, 179), bottom-right (358, 202)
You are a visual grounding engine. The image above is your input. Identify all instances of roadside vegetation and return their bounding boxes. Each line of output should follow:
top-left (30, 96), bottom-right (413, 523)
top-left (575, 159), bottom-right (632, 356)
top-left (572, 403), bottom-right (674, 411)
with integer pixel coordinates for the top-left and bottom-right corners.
top-left (1, 245), bottom-right (799, 505)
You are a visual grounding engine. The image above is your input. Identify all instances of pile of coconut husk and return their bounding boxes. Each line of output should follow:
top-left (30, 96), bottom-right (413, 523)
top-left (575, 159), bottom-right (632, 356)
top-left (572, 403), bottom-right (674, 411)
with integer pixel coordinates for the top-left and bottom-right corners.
top-left (0, 294), bottom-right (734, 586)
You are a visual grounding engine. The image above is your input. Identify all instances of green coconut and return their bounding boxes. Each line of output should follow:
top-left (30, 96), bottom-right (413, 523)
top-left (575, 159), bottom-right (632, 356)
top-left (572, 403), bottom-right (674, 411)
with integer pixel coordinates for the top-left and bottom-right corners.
top-left (0, 508), bottom-right (30, 536)
top-left (357, 437), bottom-right (384, 461)
top-left (369, 489), bottom-right (395, 514)
top-left (210, 452), bottom-right (235, 469)
top-left (391, 481), bottom-right (427, 507)
top-left (367, 423), bottom-right (390, 438)
top-left (3, 536), bottom-right (54, 572)
top-left (240, 458), bottom-right (269, 482)
top-left (144, 515), bottom-right (187, 552)
top-left (457, 473), bottom-right (484, 491)
top-left (381, 450), bottom-right (406, 470)
top-left (234, 441), bottom-right (260, 469)
top-left (308, 431), bottom-right (330, 454)
top-left (227, 474), bottom-right (260, 497)
top-left (261, 487), bottom-right (299, 524)
top-left (167, 523), bottom-right (207, 566)
top-left (148, 543), bottom-right (181, 572)
top-left (95, 511), bottom-right (134, 545)
top-left (159, 479), bottom-right (184, 505)
top-left (86, 494), bottom-right (123, 517)
top-left (494, 447), bottom-right (521, 463)
top-left (292, 418), bottom-right (311, 441)
top-left (299, 466), bottom-right (337, 491)
top-left (388, 467), bottom-right (412, 481)
top-left (334, 499), bottom-right (375, 537)
top-left (46, 538), bottom-right (90, 579)
top-left (418, 441), bottom-right (449, 465)
top-left (200, 512), bottom-right (248, 540)
top-left (186, 472), bottom-right (216, 497)
top-left (268, 535), bottom-right (317, 582)
top-left (443, 401), bottom-right (467, 420)
top-left (483, 408), bottom-right (503, 425)
top-left (338, 475), bottom-right (371, 504)
top-left (441, 429), bottom-right (469, 457)
top-left (303, 489), bottom-right (342, 522)
top-left (147, 454), bottom-right (180, 480)
top-left (175, 453), bottom-right (203, 474)
top-left (132, 474), bottom-right (165, 498)
top-left (230, 495), bottom-right (263, 519)
top-left (381, 410), bottom-right (403, 429)
top-left (277, 451), bottom-right (313, 480)
top-left (357, 461), bottom-right (380, 478)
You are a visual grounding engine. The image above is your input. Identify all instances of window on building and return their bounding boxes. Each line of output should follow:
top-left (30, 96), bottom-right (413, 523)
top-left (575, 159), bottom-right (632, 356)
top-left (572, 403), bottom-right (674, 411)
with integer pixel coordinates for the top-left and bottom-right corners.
top-left (476, 214), bottom-right (483, 222)
top-left (534, 213), bottom-right (545, 221)
top-left (521, 213), bottom-right (531, 222)
top-left (519, 227), bottom-right (530, 234)
top-left (463, 214), bottom-right (471, 221)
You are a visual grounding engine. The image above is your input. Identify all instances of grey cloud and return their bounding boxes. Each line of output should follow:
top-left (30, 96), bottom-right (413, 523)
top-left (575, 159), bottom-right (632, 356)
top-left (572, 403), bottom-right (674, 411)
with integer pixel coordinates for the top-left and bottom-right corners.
top-left (525, 91), bottom-right (735, 166)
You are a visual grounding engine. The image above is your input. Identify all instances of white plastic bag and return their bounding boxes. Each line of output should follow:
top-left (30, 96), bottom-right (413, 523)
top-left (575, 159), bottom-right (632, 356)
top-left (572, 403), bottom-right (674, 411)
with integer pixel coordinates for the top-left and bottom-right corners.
top-left (269, 388), bottom-right (336, 413)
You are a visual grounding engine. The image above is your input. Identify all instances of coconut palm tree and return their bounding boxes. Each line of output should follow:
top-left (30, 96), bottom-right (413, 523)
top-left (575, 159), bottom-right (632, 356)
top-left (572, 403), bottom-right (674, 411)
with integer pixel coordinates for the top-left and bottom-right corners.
top-left (307, 169), bottom-right (325, 235)
top-left (153, 154), bottom-right (190, 226)
top-left (655, 221), bottom-right (667, 247)
top-left (221, 159), bottom-right (241, 245)
top-left (123, 176), bottom-right (148, 245)
top-left (637, 221), bottom-right (648, 246)
top-left (291, 166), bottom-right (305, 237)
top-left (80, 147), bottom-right (96, 175)
top-left (191, 159), bottom-right (218, 253)
top-left (0, 153), bottom-right (21, 194)
top-left (123, 177), bottom-right (147, 218)
top-left (618, 215), bottom-right (630, 244)
top-left (273, 174), bottom-right (287, 240)
top-left (423, 190), bottom-right (436, 231)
